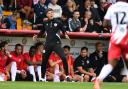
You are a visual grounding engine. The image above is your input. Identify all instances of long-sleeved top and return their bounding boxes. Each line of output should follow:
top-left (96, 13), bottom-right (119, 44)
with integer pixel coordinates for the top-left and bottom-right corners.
top-left (68, 18), bottom-right (81, 32)
top-left (89, 51), bottom-right (108, 75)
top-left (4, 16), bottom-right (16, 29)
top-left (48, 3), bottom-right (62, 18)
top-left (18, 0), bottom-right (33, 9)
top-left (34, 2), bottom-right (48, 24)
top-left (39, 18), bottom-right (66, 45)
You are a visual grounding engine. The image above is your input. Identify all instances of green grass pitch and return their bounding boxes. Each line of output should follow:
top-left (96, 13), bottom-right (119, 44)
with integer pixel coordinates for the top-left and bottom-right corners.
top-left (0, 82), bottom-right (128, 89)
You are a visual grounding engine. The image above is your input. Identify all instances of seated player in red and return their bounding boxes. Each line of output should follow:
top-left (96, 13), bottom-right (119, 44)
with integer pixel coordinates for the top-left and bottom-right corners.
top-left (24, 42), bottom-right (44, 82)
top-left (9, 44), bottom-right (25, 81)
top-left (0, 41), bottom-right (20, 81)
top-left (46, 52), bottom-right (66, 82)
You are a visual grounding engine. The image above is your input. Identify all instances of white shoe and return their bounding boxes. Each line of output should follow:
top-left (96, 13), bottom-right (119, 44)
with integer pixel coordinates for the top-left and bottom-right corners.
top-left (53, 74), bottom-right (60, 82)
top-left (39, 78), bottom-right (46, 82)
top-left (66, 76), bottom-right (71, 82)
top-left (33, 79), bottom-right (37, 82)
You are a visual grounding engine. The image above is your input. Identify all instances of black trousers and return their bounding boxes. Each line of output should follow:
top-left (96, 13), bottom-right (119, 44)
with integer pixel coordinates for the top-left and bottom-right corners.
top-left (15, 72), bottom-right (33, 81)
top-left (41, 43), bottom-right (69, 78)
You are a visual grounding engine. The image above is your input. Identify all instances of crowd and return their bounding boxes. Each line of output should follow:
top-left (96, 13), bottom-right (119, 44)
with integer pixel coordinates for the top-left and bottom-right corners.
top-left (0, 40), bottom-right (127, 82)
top-left (0, 0), bottom-right (113, 33)
top-left (0, 0), bottom-right (128, 83)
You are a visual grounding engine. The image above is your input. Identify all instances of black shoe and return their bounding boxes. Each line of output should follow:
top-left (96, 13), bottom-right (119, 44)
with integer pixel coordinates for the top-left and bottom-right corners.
top-left (66, 76), bottom-right (72, 82)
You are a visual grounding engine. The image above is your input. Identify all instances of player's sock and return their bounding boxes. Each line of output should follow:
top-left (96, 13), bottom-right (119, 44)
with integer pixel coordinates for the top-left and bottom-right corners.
top-left (121, 60), bottom-right (128, 75)
top-left (11, 62), bottom-right (17, 81)
top-left (0, 73), bottom-right (5, 81)
top-left (97, 64), bottom-right (113, 81)
top-left (53, 65), bottom-right (60, 82)
top-left (44, 75), bottom-right (47, 81)
top-left (28, 66), bottom-right (36, 82)
top-left (36, 66), bottom-right (42, 81)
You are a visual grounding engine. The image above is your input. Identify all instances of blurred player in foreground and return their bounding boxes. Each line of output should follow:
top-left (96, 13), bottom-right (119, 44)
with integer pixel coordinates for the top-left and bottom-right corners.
top-left (94, 0), bottom-right (128, 89)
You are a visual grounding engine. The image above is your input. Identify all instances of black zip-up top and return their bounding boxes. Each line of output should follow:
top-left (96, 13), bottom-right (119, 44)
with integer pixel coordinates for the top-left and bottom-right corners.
top-left (39, 18), bottom-right (66, 44)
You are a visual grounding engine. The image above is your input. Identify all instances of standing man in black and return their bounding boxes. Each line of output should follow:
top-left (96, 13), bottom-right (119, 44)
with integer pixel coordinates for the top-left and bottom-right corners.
top-left (33, 8), bottom-right (70, 81)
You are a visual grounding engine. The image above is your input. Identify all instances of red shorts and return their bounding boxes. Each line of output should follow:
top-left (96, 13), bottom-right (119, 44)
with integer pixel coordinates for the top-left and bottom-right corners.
top-left (108, 40), bottom-right (128, 62)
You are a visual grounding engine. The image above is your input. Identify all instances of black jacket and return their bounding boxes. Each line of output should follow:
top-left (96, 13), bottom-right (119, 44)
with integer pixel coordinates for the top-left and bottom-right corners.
top-left (34, 2), bottom-right (48, 24)
top-left (39, 18), bottom-right (66, 45)
top-left (89, 51), bottom-right (108, 75)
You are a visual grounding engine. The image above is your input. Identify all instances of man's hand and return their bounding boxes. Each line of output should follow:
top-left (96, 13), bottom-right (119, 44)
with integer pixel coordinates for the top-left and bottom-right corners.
top-left (57, 60), bottom-right (62, 64)
top-left (89, 73), bottom-right (96, 77)
top-left (65, 33), bottom-right (70, 41)
top-left (33, 34), bottom-right (38, 41)
top-left (21, 70), bottom-right (27, 79)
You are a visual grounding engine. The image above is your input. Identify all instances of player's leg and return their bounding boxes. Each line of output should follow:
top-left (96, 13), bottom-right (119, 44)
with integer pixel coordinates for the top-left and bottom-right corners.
top-left (72, 74), bottom-right (83, 82)
top-left (121, 46), bottom-right (128, 82)
top-left (53, 44), bottom-right (71, 81)
top-left (41, 45), bottom-right (53, 79)
top-left (83, 75), bottom-right (90, 82)
top-left (28, 65), bottom-right (36, 82)
top-left (94, 42), bottom-right (121, 89)
top-left (36, 66), bottom-right (43, 81)
top-left (25, 71), bottom-right (33, 81)
top-left (53, 64), bottom-right (60, 82)
top-left (6, 63), bottom-right (12, 80)
top-left (46, 70), bottom-right (54, 81)
top-left (53, 44), bottom-right (69, 76)
top-left (10, 62), bottom-right (17, 81)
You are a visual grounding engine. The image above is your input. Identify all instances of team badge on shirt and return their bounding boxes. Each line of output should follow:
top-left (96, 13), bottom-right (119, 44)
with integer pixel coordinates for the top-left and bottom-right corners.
top-left (54, 23), bottom-right (57, 27)
top-left (87, 60), bottom-right (89, 64)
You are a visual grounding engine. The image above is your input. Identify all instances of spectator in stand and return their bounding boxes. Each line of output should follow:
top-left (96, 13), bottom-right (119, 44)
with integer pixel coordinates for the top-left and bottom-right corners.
top-left (0, 41), bottom-right (21, 81)
top-left (46, 52), bottom-right (66, 82)
top-left (34, 0), bottom-right (48, 24)
top-left (62, 0), bottom-right (76, 19)
top-left (68, 10), bottom-right (81, 32)
top-left (3, 11), bottom-right (19, 29)
top-left (74, 47), bottom-right (96, 82)
top-left (3, 0), bottom-right (15, 11)
top-left (61, 13), bottom-right (70, 31)
top-left (0, 6), bottom-right (3, 28)
top-left (63, 45), bottom-right (82, 82)
top-left (0, 0), bottom-right (3, 9)
top-left (45, 0), bottom-right (50, 5)
top-left (74, 0), bottom-right (84, 8)
top-left (25, 42), bottom-right (44, 82)
top-left (0, 2), bottom-right (2, 13)
top-left (57, 0), bottom-right (67, 7)
top-left (79, 0), bottom-right (102, 33)
top-left (48, 0), bottom-right (62, 18)
top-left (33, 0), bottom-right (40, 5)
top-left (0, 13), bottom-right (7, 29)
top-left (81, 11), bottom-right (96, 32)
top-left (0, 13), bottom-right (3, 27)
top-left (17, 0), bottom-right (33, 20)
top-left (90, 0), bottom-right (98, 9)
top-left (98, 0), bottom-right (110, 33)
top-left (98, 0), bottom-right (107, 22)
top-left (89, 42), bottom-right (108, 76)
